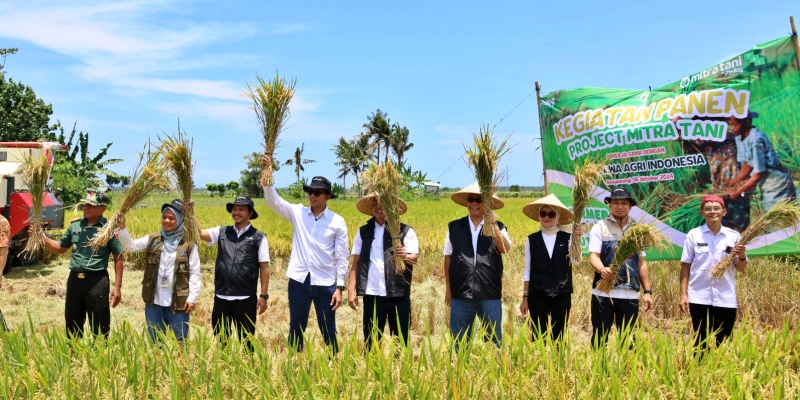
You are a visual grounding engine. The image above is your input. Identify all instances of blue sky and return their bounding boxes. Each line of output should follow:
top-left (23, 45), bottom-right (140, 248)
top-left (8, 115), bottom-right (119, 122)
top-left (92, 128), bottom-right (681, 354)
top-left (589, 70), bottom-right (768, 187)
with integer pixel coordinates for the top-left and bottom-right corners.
top-left (1, 0), bottom-right (798, 188)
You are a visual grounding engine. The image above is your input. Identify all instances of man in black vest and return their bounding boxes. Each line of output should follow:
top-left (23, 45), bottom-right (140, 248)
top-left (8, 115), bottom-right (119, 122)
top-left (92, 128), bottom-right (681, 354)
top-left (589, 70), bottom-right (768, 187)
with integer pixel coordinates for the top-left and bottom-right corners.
top-left (347, 193), bottom-right (419, 349)
top-left (198, 196), bottom-right (270, 351)
top-left (443, 183), bottom-right (511, 347)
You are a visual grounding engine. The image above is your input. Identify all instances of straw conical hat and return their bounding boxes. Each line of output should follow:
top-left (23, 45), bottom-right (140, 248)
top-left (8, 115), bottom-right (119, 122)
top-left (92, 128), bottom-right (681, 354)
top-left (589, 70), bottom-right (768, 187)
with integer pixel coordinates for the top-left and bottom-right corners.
top-left (522, 194), bottom-right (574, 224)
top-left (356, 193), bottom-right (408, 216)
top-left (450, 182), bottom-right (505, 210)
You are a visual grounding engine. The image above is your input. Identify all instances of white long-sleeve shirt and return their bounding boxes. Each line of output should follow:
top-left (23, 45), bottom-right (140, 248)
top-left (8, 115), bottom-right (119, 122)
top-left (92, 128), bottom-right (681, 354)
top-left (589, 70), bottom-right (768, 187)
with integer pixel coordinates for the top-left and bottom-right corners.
top-left (117, 228), bottom-right (202, 305)
top-left (265, 185), bottom-right (350, 286)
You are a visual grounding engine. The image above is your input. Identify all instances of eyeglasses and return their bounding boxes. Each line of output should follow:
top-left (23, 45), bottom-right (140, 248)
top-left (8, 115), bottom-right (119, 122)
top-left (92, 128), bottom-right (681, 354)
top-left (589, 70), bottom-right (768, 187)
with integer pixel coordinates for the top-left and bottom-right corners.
top-left (539, 210), bottom-right (557, 219)
top-left (306, 189), bottom-right (326, 197)
top-left (466, 197), bottom-right (483, 204)
top-left (702, 206), bottom-right (723, 212)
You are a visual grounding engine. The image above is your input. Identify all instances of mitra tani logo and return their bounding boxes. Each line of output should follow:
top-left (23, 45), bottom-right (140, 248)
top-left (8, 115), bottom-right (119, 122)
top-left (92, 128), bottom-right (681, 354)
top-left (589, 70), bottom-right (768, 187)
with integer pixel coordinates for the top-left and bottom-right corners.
top-left (680, 52), bottom-right (766, 88)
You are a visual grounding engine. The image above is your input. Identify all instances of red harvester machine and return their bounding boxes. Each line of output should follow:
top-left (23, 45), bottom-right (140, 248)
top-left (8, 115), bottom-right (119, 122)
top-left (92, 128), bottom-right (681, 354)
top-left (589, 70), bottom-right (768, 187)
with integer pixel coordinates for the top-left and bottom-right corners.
top-left (0, 142), bottom-right (66, 273)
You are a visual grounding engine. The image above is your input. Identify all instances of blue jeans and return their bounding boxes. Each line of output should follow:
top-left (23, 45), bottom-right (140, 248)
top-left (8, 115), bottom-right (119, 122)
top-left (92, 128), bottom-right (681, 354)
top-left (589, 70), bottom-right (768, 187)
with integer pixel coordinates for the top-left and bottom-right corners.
top-left (287, 274), bottom-right (338, 353)
top-left (449, 298), bottom-right (502, 347)
top-left (144, 304), bottom-right (190, 342)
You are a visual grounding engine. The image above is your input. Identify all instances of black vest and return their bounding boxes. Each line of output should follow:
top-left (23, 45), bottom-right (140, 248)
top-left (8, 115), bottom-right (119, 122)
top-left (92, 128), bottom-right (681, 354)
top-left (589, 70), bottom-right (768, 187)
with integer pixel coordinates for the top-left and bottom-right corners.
top-left (355, 218), bottom-right (412, 298)
top-left (527, 231), bottom-right (573, 297)
top-left (447, 216), bottom-right (505, 300)
top-left (214, 226), bottom-right (265, 297)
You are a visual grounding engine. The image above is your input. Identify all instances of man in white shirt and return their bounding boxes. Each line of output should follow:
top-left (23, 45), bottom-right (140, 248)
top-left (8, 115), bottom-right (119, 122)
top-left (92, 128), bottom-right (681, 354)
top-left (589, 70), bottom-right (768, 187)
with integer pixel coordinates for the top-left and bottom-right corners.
top-left (588, 187), bottom-right (653, 348)
top-left (347, 194), bottom-right (419, 349)
top-left (198, 196), bottom-right (270, 352)
top-left (263, 153), bottom-right (349, 353)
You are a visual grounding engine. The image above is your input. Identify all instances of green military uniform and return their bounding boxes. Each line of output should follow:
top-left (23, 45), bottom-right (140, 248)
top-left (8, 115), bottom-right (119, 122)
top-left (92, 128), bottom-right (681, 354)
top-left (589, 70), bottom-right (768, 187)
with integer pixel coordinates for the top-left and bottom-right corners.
top-left (59, 217), bottom-right (124, 272)
top-left (57, 190), bottom-right (124, 339)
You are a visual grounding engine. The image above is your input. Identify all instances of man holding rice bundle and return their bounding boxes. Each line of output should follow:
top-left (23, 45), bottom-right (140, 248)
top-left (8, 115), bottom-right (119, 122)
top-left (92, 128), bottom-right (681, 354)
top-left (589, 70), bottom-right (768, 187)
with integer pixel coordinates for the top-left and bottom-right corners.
top-left (197, 196), bottom-right (270, 352)
top-left (518, 195), bottom-right (581, 343)
top-left (262, 153), bottom-right (349, 353)
top-left (679, 195), bottom-right (747, 351)
top-left (588, 187), bottom-right (653, 347)
top-left (35, 190), bottom-right (124, 339)
top-left (347, 193), bottom-right (419, 349)
top-left (115, 199), bottom-right (202, 343)
top-left (444, 183), bottom-right (511, 347)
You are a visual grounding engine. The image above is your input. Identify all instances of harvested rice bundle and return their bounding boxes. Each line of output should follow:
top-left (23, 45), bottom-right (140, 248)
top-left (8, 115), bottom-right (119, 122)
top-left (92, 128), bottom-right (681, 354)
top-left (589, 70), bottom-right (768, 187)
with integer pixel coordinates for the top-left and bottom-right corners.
top-left (162, 131), bottom-right (197, 243)
top-left (570, 157), bottom-right (608, 261)
top-left (464, 124), bottom-right (512, 237)
top-left (88, 143), bottom-right (170, 250)
top-left (245, 72), bottom-right (296, 187)
top-left (710, 198), bottom-right (800, 277)
top-left (362, 160), bottom-right (406, 273)
top-left (596, 222), bottom-right (671, 293)
top-left (20, 151), bottom-right (51, 255)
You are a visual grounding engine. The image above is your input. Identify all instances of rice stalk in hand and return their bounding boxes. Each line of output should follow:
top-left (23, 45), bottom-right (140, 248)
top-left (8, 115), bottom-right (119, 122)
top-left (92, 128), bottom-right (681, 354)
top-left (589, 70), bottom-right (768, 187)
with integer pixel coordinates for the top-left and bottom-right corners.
top-left (710, 198), bottom-right (800, 277)
top-left (596, 222), bottom-right (671, 294)
top-left (245, 71), bottom-right (296, 187)
top-left (362, 160), bottom-right (405, 273)
top-left (464, 123), bottom-right (512, 237)
top-left (89, 143), bottom-right (170, 250)
top-left (570, 156), bottom-right (608, 261)
top-left (162, 130), bottom-right (197, 243)
top-left (20, 152), bottom-right (51, 255)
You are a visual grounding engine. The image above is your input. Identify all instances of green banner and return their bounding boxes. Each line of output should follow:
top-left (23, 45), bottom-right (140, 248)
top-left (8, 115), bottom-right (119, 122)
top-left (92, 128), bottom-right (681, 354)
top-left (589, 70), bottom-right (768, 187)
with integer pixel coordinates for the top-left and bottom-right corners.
top-left (539, 36), bottom-right (800, 260)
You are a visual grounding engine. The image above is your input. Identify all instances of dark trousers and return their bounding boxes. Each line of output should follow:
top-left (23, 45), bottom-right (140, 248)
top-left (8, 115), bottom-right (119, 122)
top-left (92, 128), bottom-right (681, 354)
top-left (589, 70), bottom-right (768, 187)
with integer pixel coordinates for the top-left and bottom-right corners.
top-left (287, 274), bottom-right (338, 353)
top-left (591, 295), bottom-right (639, 347)
top-left (363, 295), bottom-right (411, 349)
top-left (65, 270), bottom-right (110, 339)
top-left (527, 294), bottom-right (571, 342)
top-left (689, 303), bottom-right (737, 350)
top-left (211, 296), bottom-right (257, 352)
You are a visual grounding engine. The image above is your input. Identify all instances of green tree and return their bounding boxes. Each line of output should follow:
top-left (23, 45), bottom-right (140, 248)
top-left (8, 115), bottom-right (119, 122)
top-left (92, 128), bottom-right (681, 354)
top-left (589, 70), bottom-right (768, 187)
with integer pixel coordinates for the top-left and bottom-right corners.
top-left (216, 183), bottom-right (226, 197)
top-left (362, 109), bottom-right (391, 165)
top-left (389, 123), bottom-right (413, 167)
top-left (332, 134), bottom-right (371, 195)
top-left (240, 151), bottom-right (280, 197)
top-left (0, 74), bottom-right (58, 142)
top-left (50, 123), bottom-right (123, 206)
top-left (206, 183), bottom-right (217, 197)
top-left (0, 48), bottom-right (18, 73)
top-left (105, 175), bottom-right (121, 188)
top-left (119, 176), bottom-right (130, 188)
top-left (284, 143), bottom-right (315, 182)
top-left (226, 180), bottom-right (240, 196)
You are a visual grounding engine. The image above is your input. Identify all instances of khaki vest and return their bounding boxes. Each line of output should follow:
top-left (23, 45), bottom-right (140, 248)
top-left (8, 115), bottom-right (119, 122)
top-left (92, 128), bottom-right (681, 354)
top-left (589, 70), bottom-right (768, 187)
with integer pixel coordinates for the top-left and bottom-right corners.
top-left (141, 232), bottom-right (194, 312)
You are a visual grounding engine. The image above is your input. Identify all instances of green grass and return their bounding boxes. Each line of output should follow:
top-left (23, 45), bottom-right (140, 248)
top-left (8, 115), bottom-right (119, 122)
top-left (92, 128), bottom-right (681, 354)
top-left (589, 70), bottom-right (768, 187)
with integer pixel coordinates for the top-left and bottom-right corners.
top-left (2, 192), bottom-right (799, 397)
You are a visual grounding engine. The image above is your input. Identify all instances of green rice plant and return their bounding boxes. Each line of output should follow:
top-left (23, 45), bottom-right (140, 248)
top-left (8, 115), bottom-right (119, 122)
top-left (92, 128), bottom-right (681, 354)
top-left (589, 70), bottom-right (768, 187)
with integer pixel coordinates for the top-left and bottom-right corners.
top-left (20, 151), bottom-right (51, 255)
top-left (570, 156), bottom-right (608, 260)
top-left (89, 142), bottom-right (170, 250)
top-left (463, 124), bottom-right (513, 238)
top-left (711, 198), bottom-right (800, 277)
top-left (362, 160), bottom-right (405, 272)
top-left (596, 222), bottom-right (671, 293)
top-left (245, 71), bottom-right (296, 187)
top-left (161, 129), bottom-right (198, 243)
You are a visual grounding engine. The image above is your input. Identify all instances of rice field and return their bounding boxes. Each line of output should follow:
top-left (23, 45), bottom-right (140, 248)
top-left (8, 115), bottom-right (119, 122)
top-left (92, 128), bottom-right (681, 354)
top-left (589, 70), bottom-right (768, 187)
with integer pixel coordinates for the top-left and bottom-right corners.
top-left (1, 192), bottom-right (799, 398)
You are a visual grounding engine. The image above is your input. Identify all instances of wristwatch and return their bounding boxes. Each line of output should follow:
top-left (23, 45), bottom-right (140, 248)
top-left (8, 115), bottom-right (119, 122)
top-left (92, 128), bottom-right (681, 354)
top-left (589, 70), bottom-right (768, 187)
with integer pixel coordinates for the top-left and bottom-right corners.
top-left (643, 289), bottom-right (653, 295)
top-left (260, 294), bottom-right (269, 300)
top-left (336, 285), bottom-right (346, 292)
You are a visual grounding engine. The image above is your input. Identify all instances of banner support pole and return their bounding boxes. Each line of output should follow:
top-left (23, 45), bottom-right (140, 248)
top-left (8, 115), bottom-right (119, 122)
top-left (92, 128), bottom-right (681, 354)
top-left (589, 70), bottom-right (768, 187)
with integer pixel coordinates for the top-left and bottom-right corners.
top-left (535, 81), bottom-right (550, 195)
top-left (791, 16), bottom-right (800, 69)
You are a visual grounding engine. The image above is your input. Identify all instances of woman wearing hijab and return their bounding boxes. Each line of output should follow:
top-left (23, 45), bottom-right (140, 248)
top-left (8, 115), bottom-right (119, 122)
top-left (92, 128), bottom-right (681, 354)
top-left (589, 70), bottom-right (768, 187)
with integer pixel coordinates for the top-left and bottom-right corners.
top-left (117, 199), bottom-right (202, 342)
top-left (519, 194), bottom-right (580, 342)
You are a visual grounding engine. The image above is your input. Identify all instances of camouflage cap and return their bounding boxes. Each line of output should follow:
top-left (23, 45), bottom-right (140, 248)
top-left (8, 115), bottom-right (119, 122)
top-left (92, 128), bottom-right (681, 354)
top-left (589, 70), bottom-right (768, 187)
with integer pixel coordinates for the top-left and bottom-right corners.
top-left (79, 189), bottom-right (110, 206)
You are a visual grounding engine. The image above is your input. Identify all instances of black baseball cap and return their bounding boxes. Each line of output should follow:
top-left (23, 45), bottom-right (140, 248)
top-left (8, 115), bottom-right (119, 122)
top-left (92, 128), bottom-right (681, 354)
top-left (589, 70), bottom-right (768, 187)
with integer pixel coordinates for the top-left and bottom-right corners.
top-left (604, 187), bottom-right (637, 207)
top-left (162, 199), bottom-right (184, 214)
top-left (226, 196), bottom-right (258, 219)
top-left (303, 176), bottom-right (337, 199)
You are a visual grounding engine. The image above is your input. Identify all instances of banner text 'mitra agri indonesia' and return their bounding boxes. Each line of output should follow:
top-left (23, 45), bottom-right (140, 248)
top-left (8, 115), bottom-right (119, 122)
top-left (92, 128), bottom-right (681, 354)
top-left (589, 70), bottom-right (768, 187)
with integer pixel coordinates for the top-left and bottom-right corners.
top-left (539, 36), bottom-right (800, 260)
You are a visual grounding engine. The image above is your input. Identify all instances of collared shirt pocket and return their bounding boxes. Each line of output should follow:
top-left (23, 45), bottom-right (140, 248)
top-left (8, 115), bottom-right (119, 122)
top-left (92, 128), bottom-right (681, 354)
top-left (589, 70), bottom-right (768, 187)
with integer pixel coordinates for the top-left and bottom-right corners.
top-left (694, 245), bottom-right (710, 263)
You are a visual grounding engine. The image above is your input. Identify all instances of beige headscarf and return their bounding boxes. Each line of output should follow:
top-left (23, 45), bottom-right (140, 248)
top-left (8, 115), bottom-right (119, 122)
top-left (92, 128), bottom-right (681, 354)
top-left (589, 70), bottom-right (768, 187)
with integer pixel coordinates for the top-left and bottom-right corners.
top-left (522, 194), bottom-right (574, 235)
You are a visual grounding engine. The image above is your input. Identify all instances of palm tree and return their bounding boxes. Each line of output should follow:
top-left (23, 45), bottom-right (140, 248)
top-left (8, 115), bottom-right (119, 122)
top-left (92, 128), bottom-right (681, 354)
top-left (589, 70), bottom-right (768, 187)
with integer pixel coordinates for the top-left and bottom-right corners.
top-left (362, 109), bottom-right (391, 165)
top-left (332, 134), bottom-right (371, 195)
top-left (284, 143), bottom-right (315, 182)
top-left (389, 123), bottom-right (413, 167)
